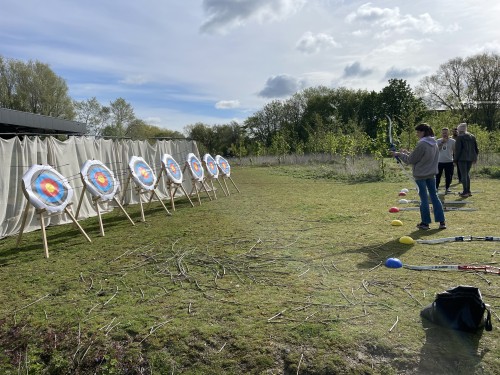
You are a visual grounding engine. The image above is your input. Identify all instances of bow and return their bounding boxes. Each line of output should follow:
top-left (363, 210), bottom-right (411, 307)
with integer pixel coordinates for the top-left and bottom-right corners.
top-left (386, 115), bottom-right (418, 192)
top-left (386, 115), bottom-right (401, 163)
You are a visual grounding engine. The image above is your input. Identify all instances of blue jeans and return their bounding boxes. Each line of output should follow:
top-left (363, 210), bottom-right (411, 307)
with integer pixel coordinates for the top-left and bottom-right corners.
top-left (416, 178), bottom-right (445, 224)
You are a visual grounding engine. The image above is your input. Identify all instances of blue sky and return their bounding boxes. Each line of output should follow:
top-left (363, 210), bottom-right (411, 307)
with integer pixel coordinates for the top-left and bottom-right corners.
top-left (1, 0), bottom-right (499, 133)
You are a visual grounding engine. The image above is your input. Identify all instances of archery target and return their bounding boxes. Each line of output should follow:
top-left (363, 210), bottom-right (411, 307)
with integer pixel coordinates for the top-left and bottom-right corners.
top-left (203, 154), bottom-right (219, 178)
top-left (215, 155), bottom-right (231, 177)
top-left (22, 164), bottom-right (74, 213)
top-left (81, 159), bottom-right (119, 201)
top-left (129, 156), bottom-right (156, 191)
top-left (161, 154), bottom-right (183, 184)
top-left (186, 153), bottom-right (204, 181)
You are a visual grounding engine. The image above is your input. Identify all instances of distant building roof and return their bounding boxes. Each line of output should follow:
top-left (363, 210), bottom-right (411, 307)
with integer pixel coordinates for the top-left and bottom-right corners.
top-left (0, 108), bottom-right (86, 136)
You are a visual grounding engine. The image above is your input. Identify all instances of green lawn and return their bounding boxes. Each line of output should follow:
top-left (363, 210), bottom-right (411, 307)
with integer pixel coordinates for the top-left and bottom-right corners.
top-left (1, 164), bottom-right (499, 374)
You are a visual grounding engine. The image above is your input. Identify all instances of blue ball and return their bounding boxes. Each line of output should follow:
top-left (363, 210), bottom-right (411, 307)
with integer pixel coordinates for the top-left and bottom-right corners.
top-left (385, 257), bottom-right (403, 268)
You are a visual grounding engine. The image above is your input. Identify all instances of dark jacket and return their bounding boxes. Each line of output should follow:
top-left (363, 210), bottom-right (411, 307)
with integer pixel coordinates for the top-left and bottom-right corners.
top-left (454, 133), bottom-right (479, 163)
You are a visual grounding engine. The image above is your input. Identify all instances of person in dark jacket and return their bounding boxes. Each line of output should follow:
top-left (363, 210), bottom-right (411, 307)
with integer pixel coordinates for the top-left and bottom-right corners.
top-left (453, 123), bottom-right (479, 197)
top-left (392, 123), bottom-right (446, 230)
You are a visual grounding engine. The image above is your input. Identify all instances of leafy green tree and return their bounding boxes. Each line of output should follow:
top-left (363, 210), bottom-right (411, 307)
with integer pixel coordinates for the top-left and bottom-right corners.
top-left (245, 100), bottom-right (284, 147)
top-left (74, 97), bottom-right (111, 136)
top-left (380, 79), bottom-right (426, 149)
top-left (184, 122), bottom-right (216, 155)
top-left (0, 55), bottom-right (74, 118)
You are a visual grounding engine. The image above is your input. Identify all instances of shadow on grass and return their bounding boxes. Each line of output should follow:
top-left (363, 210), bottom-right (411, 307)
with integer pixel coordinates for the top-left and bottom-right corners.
top-left (417, 319), bottom-right (486, 374)
top-left (343, 228), bottom-right (447, 270)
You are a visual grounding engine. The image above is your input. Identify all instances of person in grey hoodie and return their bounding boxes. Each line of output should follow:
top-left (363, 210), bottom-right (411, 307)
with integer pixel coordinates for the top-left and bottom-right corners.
top-left (453, 123), bottom-right (479, 197)
top-left (391, 123), bottom-right (446, 230)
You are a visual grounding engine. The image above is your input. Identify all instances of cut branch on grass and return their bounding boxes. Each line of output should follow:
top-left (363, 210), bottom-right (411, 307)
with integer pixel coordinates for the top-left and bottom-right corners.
top-left (339, 287), bottom-right (355, 305)
top-left (297, 268), bottom-right (310, 277)
top-left (217, 342), bottom-right (227, 353)
top-left (267, 308), bottom-right (287, 322)
top-left (403, 287), bottom-right (423, 306)
top-left (297, 353), bottom-right (304, 375)
top-left (139, 320), bottom-right (171, 344)
top-left (389, 316), bottom-right (399, 332)
top-left (103, 286), bottom-right (118, 306)
top-left (13, 293), bottom-right (50, 313)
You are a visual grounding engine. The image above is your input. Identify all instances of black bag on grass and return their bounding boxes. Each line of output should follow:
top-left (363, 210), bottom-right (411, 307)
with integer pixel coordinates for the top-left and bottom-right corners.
top-left (420, 285), bottom-right (492, 332)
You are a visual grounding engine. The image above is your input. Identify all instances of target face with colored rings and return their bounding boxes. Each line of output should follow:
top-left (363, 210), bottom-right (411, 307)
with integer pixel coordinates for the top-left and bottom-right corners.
top-left (129, 156), bottom-right (156, 191)
top-left (22, 164), bottom-right (74, 213)
top-left (186, 153), bottom-right (204, 181)
top-left (215, 155), bottom-right (231, 176)
top-left (81, 159), bottom-right (119, 201)
top-left (203, 154), bottom-right (219, 178)
top-left (161, 154), bottom-right (183, 184)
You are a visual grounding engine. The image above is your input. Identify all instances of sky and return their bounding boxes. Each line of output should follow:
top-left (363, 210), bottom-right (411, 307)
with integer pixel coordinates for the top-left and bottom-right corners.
top-left (1, 0), bottom-right (499, 134)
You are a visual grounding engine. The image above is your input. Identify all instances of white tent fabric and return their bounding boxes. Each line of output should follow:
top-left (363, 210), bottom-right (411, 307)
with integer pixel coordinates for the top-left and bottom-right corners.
top-left (0, 136), bottom-right (198, 239)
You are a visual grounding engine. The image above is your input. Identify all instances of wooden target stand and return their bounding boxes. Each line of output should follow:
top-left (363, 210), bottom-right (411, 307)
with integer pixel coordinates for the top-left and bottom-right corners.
top-left (182, 153), bottom-right (212, 205)
top-left (16, 165), bottom-right (92, 258)
top-left (75, 160), bottom-right (135, 236)
top-left (215, 155), bottom-right (240, 195)
top-left (150, 154), bottom-right (194, 211)
top-left (121, 156), bottom-right (171, 222)
top-left (202, 154), bottom-right (228, 199)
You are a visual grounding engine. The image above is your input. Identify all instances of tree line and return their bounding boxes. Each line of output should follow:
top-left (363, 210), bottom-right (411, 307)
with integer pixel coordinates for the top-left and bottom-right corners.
top-left (1, 53), bottom-right (499, 156)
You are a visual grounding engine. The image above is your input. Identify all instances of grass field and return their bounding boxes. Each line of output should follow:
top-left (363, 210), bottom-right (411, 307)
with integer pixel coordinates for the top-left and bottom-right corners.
top-left (1, 162), bottom-right (499, 374)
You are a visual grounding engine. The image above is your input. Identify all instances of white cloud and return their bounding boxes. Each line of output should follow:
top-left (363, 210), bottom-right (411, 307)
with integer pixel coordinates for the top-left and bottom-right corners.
top-left (119, 75), bottom-right (150, 85)
top-left (295, 31), bottom-right (340, 54)
top-left (200, 0), bottom-right (306, 34)
top-left (346, 3), bottom-right (444, 39)
top-left (215, 100), bottom-right (241, 109)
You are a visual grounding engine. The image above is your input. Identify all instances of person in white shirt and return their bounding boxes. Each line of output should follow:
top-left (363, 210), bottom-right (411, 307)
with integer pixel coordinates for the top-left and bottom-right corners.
top-left (435, 127), bottom-right (455, 193)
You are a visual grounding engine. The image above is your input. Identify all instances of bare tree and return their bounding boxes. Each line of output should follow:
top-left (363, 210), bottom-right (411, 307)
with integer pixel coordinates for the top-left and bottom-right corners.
top-left (417, 53), bottom-right (500, 130)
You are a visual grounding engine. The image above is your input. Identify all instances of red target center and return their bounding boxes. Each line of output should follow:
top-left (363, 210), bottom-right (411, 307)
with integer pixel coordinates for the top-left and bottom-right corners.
top-left (193, 163), bottom-right (199, 171)
top-left (95, 172), bottom-right (108, 186)
top-left (41, 179), bottom-right (59, 197)
top-left (139, 167), bottom-right (150, 179)
top-left (169, 164), bottom-right (177, 173)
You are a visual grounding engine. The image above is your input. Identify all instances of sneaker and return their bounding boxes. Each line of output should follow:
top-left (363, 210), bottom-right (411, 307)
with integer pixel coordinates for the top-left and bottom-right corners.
top-left (439, 222), bottom-right (447, 229)
top-left (416, 222), bottom-right (430, 230)
top-left (459, 192), bottom-right (471, 198)
top-left (445, 188), bottom-right (452, 194)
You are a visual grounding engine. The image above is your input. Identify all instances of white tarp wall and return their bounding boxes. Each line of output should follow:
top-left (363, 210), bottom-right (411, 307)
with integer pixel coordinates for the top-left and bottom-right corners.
top-left (0, 136), bottom-right (199, 239)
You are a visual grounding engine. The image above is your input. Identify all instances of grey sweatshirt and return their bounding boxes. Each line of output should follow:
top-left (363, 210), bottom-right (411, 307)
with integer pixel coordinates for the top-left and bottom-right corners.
top-left (399, 137), bottom-right (439, 179)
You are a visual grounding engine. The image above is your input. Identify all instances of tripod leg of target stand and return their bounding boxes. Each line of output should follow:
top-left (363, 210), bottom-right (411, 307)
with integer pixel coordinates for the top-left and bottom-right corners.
top-left (216, 177), bottom-right (228, 196)
top-left (210, 179), bottom-right (217, 200)
top-left (121, 174), bottom-right (131, 205)
top-left (179, 184), bottom-right (195, 207)
top-left (94, 198), bottom-right (105, 236)
top-left (138, 190), bottom-right (146, 222)
top-left (222, 177), bottom-right (230, 195)
top-left (113, 196), bottom-right (135, 226)
top-left (16, 201), bottom-right (31, 248)
top-left (75, 185), bottom-right (87, 219)
top-left (39, 211), bottom-right (49, 258)
top-left (169, 183), bottom-right (176, 211)
top-left (65, 207), bottom-right (92, 243)
top-left (153, 190), bottom-right (172, 216)
top-left (201, 181), bottom-right (212, 201)
top-left (191, 181), bottom-right (202, 205)
top-left (228, 176), bottom-right (240, 193)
